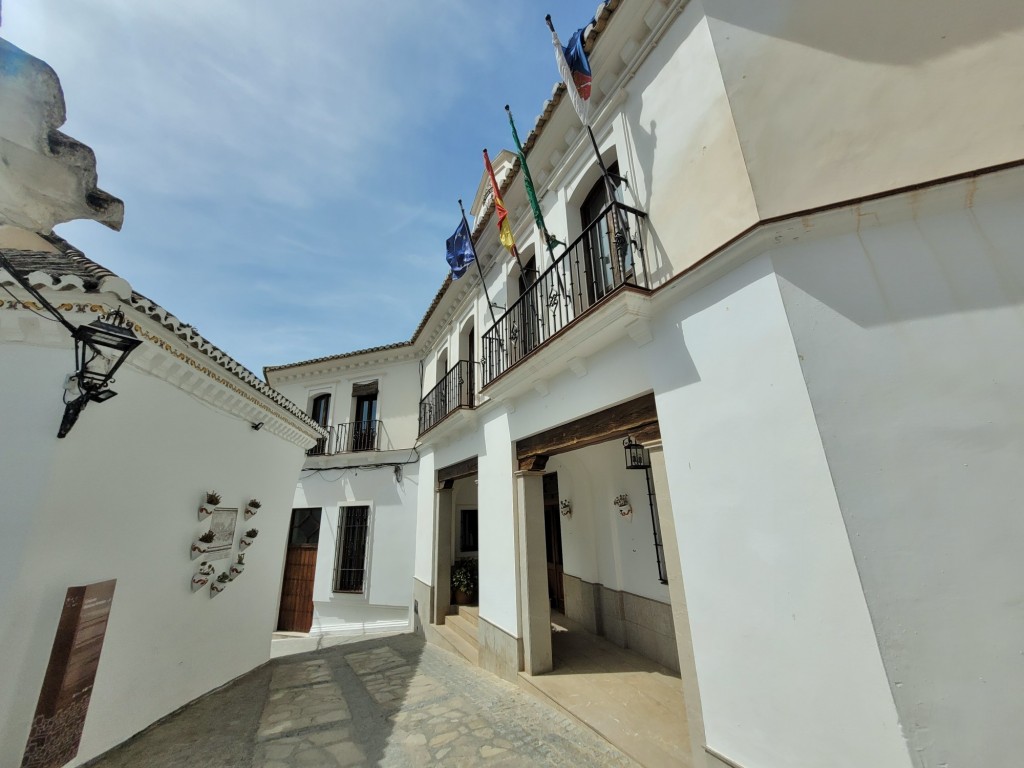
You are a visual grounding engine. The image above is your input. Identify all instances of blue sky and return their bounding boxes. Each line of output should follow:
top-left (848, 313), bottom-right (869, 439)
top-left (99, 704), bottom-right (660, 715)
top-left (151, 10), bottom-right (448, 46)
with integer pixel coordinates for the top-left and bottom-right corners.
top-left (2, 1), bottom-right (602, 373)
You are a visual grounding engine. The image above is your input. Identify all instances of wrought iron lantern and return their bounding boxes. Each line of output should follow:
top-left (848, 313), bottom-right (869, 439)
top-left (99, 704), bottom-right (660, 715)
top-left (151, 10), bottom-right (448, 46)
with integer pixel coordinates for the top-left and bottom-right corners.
top-left (623, 435), bottom-right (651, 470)
top-left (59, 308), bottom-right (142, 438)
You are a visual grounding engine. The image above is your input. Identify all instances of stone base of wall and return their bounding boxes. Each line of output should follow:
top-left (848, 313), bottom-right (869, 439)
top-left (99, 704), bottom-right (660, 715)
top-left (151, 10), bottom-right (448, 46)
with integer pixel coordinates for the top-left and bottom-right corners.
top-left (563, 574), bottom-right (679, 672)
top-left (412, 578), bottom-right (432, 638)
top-left (478, 617), bottom-right (523, 684)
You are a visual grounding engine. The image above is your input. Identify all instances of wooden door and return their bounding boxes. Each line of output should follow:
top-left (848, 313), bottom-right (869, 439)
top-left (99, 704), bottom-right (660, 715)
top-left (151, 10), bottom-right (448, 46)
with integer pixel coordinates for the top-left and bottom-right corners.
top-left (277, 508), bottom-right (321, 632)
top-left (543, 473), bottom-right (565, 613)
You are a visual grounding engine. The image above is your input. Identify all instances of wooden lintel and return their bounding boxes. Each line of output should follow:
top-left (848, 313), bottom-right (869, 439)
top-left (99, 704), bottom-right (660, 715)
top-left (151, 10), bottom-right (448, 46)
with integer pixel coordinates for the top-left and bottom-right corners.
top-left (436, 456), bottom-right (478, 488)
top-left (517, 454), bottom-right (549, 472)
top-left (632, 422), bottom-right (662, 445)
top-left (516, 393), bottom-right (658, 463)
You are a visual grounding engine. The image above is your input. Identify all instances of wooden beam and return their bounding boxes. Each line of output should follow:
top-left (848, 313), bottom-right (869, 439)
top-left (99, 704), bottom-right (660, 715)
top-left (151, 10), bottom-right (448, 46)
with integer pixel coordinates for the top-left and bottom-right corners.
top-left (517, 454), bottom-right (550, 472)
top-left (436, 456), bottom-right (478, 488)
top-left (632, 422), bottom-right (662, 445)
top-left (516, 393), bottom-right (658, 463)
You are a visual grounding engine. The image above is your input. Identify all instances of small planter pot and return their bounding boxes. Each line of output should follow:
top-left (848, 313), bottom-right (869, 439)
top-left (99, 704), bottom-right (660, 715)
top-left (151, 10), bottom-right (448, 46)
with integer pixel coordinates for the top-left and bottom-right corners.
top-left (239, 537), bottom-right (254, 551)
top-left (244, 506), bottom-right (259, 520)
top-left (198, 504), bottom-right (215, 521)
top-left (191, 574), bottom-right (210, 592)
top-left (454, 589), bottom-right (472, 606)
top-left (197, 561), bottom-right (216, 577)
top-left (210, 580), bottom-right (228, 597)
top-left (190, 539), bottom-right (211, 560)
top-left (229, 562), bottom-right (245, 580)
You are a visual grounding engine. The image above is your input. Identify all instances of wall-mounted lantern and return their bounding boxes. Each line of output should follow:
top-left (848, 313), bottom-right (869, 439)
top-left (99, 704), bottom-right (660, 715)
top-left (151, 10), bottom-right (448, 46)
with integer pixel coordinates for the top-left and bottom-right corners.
top-left (623, 435), bottom-right (651, 470)
top-left (59, 308), bottom-right (142, 437)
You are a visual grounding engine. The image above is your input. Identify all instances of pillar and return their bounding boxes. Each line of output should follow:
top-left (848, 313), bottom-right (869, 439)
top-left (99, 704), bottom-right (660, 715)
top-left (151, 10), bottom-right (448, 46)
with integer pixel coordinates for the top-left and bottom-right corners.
top-left (648, 439), bottom-right (708, 768)
top-left (514, 469), bottom-right (552, 675)
top-left (432, 484), bottom-right (454, 625)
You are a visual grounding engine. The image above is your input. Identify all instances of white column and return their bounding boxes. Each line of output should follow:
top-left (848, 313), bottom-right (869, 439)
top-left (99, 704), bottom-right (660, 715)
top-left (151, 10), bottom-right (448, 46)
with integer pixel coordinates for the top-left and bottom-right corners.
top-left (432, 485), bottom-right (454, 625)
top-left (648, 439), bottom-right (708, 768)
top-left (514, 469), bottom-right (552, 675)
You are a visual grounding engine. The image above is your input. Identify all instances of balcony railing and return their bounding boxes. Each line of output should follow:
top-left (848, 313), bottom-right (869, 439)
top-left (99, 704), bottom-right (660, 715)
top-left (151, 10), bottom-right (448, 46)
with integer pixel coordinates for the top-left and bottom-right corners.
top-left (306, 420), bottom-right (383, 456)
top-left (481, 201), bottom-right (648, 387)
top-left (419, 360), bottom-right (475, 436)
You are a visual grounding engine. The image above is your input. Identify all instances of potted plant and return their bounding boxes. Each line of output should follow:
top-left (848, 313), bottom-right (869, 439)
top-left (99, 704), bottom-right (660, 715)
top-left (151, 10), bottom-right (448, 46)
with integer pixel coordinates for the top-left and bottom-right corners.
top-left (614, 493), bottom-right (632, 517)
top-left (198, 490), bottom-right (221, 520)
top-left (229, 553), bottom-right (245, 580)
top-left (210, 571), bottom-right (230, 596)
top-left (191, 561), bottom-right (215, 592)
top-left (244, 498), bottom-right (262, 520)
top-left (451, 558), bottom-right (477, 606)
top-left (191, 529), bottom-right (216, 559)
top-left (239, 528), bottom-right (258, 551)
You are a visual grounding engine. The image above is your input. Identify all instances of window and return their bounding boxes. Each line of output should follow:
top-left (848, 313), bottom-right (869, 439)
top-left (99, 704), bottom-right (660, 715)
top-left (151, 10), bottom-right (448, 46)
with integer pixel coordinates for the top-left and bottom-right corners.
top-left (309, 393), bottom-right (331, 455)
top-left (333, 505), bottom-right (370, 593)
top-left (579, 161), bottom-right (628, 305)
top-left (459, 508), bottom-right (478, 554)
top-left (350, 381), bottom-right (378, 451)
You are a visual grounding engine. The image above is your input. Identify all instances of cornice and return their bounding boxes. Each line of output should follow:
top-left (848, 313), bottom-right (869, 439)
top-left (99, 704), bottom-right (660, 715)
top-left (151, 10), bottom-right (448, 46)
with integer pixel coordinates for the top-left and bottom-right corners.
top-left (0, 290), bottom-right (321, 449)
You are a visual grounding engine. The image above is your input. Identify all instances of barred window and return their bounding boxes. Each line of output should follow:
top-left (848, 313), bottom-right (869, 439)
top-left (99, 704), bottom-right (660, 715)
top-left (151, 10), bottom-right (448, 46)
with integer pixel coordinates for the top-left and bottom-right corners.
top-left (333, 506), bottom-right (370, 593)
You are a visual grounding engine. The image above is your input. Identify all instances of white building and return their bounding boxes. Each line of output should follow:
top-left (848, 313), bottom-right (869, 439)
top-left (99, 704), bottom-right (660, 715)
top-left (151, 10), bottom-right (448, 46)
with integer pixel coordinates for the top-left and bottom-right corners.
top-left (0, 38), bottom-right (321, 767)
top-left (265, 339), bottom-right (427, 639)
top-left (273, 1), bottom-right (1024, 766)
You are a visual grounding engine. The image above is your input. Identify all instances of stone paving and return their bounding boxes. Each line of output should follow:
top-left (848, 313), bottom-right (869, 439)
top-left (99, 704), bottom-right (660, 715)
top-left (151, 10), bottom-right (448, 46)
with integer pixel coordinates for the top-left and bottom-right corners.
top-left (85, 633), bottom-right (639, 767)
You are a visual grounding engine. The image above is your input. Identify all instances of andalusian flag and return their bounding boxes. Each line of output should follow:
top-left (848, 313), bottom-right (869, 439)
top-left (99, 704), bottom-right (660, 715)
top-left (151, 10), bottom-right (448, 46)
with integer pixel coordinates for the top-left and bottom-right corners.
top-left (483, 149), bottom-right (517, 255)
top-left (547, 16), bottom-right (592, 126)
top-left (506, 105), bottom-right (562, 251)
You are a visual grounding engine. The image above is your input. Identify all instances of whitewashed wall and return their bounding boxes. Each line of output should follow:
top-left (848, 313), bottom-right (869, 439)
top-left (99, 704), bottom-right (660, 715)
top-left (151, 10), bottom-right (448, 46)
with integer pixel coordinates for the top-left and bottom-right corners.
top-left (0, 338), bottom-right (307, 768)
top-left (703, 0), bottom-right (1024, 217)
top-left (773, 180), bottom-right (1024, 767)
top-left (649, 254), bottom-right (910, 768)
top-left (292, 465), bottom-right (417, 633)
top-left (271, 357), bottom-right (421, 452)
top-left (548, 445), bottom-right (671, 604)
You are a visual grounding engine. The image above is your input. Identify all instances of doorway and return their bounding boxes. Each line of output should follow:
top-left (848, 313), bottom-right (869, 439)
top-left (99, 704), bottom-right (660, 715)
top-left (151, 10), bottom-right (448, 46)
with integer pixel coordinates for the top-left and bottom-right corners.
top-left (277, 507), bottom-right (321, 632)
top-left (543, 473), bottom-right (565, 613)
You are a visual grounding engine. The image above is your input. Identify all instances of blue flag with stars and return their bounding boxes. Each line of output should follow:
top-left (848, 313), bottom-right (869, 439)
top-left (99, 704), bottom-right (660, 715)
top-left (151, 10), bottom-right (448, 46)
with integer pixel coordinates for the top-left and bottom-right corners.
top-left (446, 217), bottom-right (475, 279)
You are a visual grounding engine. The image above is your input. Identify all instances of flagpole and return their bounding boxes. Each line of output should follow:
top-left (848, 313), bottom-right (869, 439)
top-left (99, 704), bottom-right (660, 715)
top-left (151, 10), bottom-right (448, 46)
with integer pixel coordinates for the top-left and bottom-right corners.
top-left (459, 199), bottom-right (499, 326)
top-left (505, 104), bottom-right (568, 302)
top-left (547, 14), bottom-right (635, 285)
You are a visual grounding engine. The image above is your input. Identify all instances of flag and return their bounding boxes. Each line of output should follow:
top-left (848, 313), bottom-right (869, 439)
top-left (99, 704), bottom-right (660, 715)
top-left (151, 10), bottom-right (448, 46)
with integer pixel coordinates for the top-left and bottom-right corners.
top-left (549, 18), bottom-right (592, 126)
top-left (506, 105), bottom-right (562, 251)
top-left (483, 149), bottom-right (516, 255)
top-left (446, 217), bottom-right (475, 279)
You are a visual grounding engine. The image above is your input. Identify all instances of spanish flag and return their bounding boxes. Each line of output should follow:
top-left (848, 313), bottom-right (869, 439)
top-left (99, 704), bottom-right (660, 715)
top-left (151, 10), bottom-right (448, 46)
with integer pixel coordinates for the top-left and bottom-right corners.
top-left (483, 149), bottom-right (516, 255)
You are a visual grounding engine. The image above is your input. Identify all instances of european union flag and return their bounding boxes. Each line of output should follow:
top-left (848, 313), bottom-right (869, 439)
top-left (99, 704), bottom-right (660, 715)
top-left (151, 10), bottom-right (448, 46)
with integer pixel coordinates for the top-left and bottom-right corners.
top-left (446, 217), bottom-right (475, 279)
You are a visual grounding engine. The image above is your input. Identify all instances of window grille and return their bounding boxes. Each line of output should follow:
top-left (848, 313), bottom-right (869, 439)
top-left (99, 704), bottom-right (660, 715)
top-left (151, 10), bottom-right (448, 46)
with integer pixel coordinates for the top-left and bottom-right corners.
top-left (333, 506), bottom-right (369, 593)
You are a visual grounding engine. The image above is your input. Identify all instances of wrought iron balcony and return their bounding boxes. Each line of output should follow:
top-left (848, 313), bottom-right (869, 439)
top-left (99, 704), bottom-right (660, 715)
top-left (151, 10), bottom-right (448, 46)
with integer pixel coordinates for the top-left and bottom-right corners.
top-left (481, 201), bottom-right (648, 387)
top-left (306, 420), bottom-right (383, 456)
top-left (419, 360), bottom-right (475, 436)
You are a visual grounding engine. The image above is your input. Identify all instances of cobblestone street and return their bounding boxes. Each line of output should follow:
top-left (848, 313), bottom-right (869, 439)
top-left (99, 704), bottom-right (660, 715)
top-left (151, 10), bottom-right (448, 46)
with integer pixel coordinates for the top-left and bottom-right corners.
top-left (86, 634), bottom-right (639, 767)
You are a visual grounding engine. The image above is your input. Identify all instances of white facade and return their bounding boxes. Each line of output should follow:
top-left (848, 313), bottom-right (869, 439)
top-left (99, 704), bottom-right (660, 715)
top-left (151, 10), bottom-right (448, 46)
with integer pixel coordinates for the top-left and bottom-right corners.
top-left (268, 2), bottom-right (1024, 766)
top-left (0, 238), bottom-right (320, 768)
top-left (267, 350), bottom-right (422, 636)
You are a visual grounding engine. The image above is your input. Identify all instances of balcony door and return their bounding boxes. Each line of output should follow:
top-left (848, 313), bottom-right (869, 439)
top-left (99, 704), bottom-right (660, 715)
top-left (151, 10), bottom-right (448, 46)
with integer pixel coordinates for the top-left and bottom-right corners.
top-left (579, 162), bottom-right (627, 307)
top-left (351, 382), bottom-right (378, 452)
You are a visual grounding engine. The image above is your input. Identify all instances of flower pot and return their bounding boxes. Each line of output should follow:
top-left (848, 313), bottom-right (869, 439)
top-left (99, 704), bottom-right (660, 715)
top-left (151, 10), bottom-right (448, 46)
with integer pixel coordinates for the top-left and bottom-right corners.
top-left (190, 540), bottom-right (211, 560)
top-left (191, 574), bottom-right (210, 592)
top-left (198, 561), bottom-right (216, 576)
top-left (229, 562), bottom-right (245, 580)
top-left (239, 537), bottom-right (254, 551)
top-left (244, 506), bottom-right (259, 520)
top-left (210, 581), bottom-right (228, 597)
top-left (198, 504), bottom-right (214, 521)
top-left (454, 589), bottom-right (472, 606)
